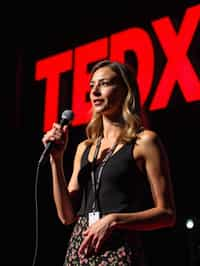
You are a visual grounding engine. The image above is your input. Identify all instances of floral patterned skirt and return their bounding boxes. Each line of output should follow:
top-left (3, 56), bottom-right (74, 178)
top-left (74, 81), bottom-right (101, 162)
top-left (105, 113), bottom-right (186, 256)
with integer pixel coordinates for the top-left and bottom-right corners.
top-left (63, 216), bottom-right (145, 266)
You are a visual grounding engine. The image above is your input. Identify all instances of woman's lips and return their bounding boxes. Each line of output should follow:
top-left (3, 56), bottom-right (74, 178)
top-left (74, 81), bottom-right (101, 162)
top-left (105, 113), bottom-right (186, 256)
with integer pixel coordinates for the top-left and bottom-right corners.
top-left (93, 99), bottom-right (104, 106)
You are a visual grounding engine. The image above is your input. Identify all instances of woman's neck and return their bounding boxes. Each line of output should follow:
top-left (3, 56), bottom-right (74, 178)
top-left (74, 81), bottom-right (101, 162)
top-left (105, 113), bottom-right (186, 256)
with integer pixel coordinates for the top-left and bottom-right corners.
top-left (102, 115), bottom-right (123, 143)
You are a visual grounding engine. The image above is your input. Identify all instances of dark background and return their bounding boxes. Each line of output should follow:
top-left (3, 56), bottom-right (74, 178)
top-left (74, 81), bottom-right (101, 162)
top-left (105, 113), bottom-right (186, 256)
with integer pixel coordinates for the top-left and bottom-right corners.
top-left (13, 1), bottom-right (200, 265)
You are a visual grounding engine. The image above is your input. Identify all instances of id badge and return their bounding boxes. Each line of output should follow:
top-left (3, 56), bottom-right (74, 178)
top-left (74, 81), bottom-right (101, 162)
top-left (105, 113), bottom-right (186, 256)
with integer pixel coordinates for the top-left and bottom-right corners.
top-left (88, 211), bottom-right (100, 226)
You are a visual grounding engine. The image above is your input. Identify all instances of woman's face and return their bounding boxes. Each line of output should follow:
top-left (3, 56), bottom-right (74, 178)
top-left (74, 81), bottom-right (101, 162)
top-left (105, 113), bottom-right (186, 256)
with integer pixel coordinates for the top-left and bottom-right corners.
top-left (89, 66), bottom-right (126, 116)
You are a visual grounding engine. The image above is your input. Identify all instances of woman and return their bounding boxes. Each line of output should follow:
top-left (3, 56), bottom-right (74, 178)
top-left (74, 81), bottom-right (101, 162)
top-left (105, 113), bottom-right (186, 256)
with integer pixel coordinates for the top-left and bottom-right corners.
top-left (42, 60), bottom-right (176, 265)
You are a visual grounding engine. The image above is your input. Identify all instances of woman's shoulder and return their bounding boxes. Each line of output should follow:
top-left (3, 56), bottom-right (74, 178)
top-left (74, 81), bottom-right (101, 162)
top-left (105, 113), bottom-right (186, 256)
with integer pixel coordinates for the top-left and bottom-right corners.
top-left (138, 129), bottom-right (158, 140)
top-left (133, 129), bottom-right (163, 161)
top-left (76, 139), bottom-right (88, 151)
top-left (136, 129), bottom-right (161, 148)
top-left (72, 140), bottom-right (90, 163)
top-left (75, 139), bottom-right (92, 156)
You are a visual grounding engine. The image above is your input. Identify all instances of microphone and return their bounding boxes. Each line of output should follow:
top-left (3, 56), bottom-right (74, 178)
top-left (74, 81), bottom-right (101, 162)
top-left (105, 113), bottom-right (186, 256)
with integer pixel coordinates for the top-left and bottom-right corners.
top-left (38, 110), bottom-right (74, 165)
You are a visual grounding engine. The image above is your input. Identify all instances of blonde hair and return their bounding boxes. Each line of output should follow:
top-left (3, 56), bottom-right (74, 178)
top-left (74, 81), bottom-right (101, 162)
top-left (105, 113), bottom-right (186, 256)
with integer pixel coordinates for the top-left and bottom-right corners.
top-left (86, 60), bottom-right (143, 144)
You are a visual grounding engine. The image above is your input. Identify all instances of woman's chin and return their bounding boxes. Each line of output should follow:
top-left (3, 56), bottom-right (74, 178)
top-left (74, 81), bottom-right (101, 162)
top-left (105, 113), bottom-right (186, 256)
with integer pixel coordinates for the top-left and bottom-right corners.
top-left (93, 105), bottom-right (106, 113)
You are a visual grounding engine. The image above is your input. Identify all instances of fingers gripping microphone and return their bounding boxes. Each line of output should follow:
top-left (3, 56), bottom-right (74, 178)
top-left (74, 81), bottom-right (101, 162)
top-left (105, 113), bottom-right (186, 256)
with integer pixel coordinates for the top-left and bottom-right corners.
top-left (38, 110), bottom-right (74, 165)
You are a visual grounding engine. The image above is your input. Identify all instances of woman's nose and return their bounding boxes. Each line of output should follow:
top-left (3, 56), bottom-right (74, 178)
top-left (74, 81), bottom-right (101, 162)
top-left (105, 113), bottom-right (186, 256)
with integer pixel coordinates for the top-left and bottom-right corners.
top-left (91, 83), bottom-right (101, 95)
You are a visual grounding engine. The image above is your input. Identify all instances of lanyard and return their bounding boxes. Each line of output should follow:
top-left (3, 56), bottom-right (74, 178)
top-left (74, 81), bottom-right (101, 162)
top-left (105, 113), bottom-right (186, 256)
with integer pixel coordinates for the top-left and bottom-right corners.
top-left (91, 136), bottom-right (118, 212)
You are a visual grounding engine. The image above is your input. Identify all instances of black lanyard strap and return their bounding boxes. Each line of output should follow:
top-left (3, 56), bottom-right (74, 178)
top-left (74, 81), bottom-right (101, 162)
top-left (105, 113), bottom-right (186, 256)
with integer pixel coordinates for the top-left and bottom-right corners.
top-left (91, 136), bottom-right (118, 212)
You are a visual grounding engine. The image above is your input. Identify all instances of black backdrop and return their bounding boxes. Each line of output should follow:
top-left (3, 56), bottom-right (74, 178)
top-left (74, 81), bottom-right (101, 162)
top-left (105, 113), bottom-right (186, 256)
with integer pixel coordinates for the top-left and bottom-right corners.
top-left (13, 1), bottom-right (200, 265)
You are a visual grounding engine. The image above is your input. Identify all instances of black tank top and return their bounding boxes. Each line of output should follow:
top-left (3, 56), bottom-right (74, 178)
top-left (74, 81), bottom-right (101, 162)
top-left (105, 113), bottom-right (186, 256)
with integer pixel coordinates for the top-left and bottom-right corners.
top-left (77, 140), bottom-right (153, 216)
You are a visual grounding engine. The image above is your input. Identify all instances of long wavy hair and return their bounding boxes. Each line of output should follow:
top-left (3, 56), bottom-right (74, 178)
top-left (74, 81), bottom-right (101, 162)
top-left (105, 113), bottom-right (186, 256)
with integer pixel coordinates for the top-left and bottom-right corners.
top-left (86, 60), bottom-right (144, 144)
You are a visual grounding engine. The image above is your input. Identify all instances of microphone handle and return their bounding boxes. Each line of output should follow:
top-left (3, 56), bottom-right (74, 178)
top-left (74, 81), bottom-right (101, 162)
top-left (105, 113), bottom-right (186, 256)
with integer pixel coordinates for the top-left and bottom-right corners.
top-left (38, 118), bottom-right (68, 165)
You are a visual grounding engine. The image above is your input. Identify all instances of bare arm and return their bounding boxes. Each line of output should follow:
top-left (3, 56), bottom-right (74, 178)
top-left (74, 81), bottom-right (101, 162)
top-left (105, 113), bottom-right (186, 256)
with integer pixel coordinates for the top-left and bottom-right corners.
top-left (42, 123), bottom-right (86, 225)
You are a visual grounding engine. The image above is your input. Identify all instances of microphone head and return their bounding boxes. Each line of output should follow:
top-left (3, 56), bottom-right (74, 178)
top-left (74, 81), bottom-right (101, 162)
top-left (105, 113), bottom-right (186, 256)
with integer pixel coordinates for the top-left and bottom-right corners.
top-left (61, 110), bottom-right (74, 125)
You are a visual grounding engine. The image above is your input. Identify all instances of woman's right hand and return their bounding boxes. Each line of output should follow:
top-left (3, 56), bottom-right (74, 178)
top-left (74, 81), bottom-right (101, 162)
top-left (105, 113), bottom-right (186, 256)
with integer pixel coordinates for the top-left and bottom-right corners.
top-left (42, 123), bottom-right (69, 160)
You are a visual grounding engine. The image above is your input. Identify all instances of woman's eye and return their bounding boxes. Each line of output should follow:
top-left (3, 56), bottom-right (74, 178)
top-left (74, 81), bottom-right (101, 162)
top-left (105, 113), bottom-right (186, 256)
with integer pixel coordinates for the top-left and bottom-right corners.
top-left (101, 81), bottom-right (110, 87)
top-left (89, 80), bottom-right (112, 89)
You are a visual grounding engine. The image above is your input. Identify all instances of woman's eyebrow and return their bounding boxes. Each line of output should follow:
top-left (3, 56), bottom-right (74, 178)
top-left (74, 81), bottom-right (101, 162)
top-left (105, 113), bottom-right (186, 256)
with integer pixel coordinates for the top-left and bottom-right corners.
top-left (90, 77), bottom-right (118, 83)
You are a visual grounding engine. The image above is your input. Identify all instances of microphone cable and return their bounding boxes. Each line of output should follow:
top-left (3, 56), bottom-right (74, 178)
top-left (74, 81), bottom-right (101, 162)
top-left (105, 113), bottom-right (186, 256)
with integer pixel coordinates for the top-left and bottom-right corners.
top-left (31, 162), bottom-right (41, 266)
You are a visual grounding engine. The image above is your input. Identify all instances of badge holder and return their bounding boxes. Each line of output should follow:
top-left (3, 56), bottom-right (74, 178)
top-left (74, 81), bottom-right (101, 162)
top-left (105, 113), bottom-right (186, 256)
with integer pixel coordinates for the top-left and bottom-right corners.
top-left (88, 211), bottom-right (100, 226)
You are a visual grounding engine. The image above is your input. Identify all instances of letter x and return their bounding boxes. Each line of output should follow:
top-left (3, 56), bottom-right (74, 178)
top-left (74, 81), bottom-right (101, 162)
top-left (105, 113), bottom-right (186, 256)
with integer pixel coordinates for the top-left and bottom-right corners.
top-left (150, 5), bottom-right (200, 110)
